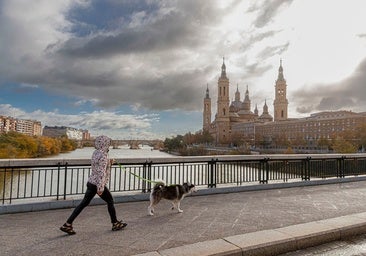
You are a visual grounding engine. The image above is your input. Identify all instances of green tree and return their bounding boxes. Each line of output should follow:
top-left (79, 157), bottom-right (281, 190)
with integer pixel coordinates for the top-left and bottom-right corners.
top-left (197, 130), bottom-right (214, 144)
top-left (164, 135), bottom-right (184, 152)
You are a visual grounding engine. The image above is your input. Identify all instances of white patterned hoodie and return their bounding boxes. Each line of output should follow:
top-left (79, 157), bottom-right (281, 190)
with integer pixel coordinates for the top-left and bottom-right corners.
top-left (88, 135), bottom-right (112, 194)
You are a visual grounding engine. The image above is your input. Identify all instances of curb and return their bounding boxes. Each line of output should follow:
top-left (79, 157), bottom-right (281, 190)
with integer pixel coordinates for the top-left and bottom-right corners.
top-left (133, 212), bottom-right (366, 256)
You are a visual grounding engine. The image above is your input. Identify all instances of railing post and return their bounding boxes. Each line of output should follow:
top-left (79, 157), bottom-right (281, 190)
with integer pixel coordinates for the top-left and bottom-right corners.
top-left (142, 161), bottom-right (147, 193)
top-left (147, 161), bottom-right (152, 192)
top-left (338, 156), bottom-right (345, 178)
top-left (63, 162), bottom-right (68, 200)
top-left (56, 162), bottom-right (61, 200)
top-left (302, 157), bottom-right (311, 180)
top-left (1, 168), bottom-right (5, 204)
top-left (9, 168), bottom-right (14, 204)
top-left (259, 158), bottom-right (269, 184)
top-left (208, 158), bottom-right (217, 188)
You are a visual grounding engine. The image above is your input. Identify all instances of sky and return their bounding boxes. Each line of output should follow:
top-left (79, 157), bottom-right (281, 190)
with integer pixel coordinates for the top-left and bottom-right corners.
top-left (1, 0), bottom-right (366, 140)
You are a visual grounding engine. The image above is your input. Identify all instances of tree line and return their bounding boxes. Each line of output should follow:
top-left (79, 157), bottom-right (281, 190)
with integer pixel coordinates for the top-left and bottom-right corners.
top-left (0, 131), bottom-right (78, 159)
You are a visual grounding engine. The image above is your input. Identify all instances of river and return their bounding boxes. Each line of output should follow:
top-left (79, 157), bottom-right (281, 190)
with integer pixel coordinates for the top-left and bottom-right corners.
top-left (47, 145), bottom-right (174, 159)
top-left (1, 146), bottom-right (175, 202)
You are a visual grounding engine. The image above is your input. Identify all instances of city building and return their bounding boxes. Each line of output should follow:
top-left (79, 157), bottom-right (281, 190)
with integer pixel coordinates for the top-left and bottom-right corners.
top-left (0, 116), bottom-right (90, 140)
top-left (42, 126), bottom-right (87, 140)
top-left (203, 60), bottom-right (366, 148)
top-left (0, 116), bottom-right (41, 136)
top-left (82, 129), bottom-right (91, 140)
top-left (16, 119), bottom-right (42, 136)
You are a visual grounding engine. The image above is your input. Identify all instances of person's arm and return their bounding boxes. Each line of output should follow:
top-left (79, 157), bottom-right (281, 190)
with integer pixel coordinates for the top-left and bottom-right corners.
top-left (96, 154), bottom-right (109, 195)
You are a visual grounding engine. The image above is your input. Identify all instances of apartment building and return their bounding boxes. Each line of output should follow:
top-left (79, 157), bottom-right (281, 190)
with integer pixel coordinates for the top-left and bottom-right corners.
top-left (0, 116), bottom-right (41, 136)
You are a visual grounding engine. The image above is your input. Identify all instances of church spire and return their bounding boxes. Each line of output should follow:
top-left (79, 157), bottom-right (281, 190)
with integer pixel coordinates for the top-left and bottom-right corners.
top-left (243, 84), bottom-right (251, 111)
top-left (235, 83), bottom-right (240, 101)
top-left (220, 57), bottom-right (227, 78)
top-left (244, 85), bottom-right (250, 101)
top-left (277, 59), bottom-right (285, 82)
top-left (205, 83), bottom-right (210, 99)
top-left (263, 99), bottom-right (269, 114)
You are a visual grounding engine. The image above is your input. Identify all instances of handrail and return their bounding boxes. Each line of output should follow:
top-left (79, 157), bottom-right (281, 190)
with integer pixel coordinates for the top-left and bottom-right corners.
top-left (1, 153), bottom-right (366, 205)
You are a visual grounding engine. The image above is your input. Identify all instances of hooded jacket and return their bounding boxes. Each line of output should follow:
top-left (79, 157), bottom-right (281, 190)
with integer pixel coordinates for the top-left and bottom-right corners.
top-left (88, 135), bottom-right (112, 193)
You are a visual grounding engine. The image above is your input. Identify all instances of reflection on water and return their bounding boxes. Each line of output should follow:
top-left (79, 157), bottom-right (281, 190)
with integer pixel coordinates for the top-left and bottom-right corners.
top-left (0, 169), bottom-right (30, 200)
top-left (47, 145), bottom-right (174, 159)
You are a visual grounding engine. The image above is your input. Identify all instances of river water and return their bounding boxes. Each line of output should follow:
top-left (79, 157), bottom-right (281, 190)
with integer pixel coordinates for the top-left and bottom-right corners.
top-left (47, 145), bottom-right (174, 159)
top-left (1, 146), bottom-right (176, 202)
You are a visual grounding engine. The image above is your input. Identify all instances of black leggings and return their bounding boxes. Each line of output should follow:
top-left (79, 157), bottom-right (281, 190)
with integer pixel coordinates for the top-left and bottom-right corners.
top-left (67, 182), bottom-right (117, 224)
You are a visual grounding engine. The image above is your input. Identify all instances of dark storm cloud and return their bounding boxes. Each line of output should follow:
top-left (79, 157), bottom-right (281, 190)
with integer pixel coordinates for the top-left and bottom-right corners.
top-left (57, 1), bottom-right (224, 58)
top-left (39, 62), bottom-right (210, 111)
top-left (57, 18), bottom-right (202, 58)
top-left (0, 0), bottom-right (287, 114)
top-left (293, 57), bottom-right (366, 114)
top-left (30, 0), bottom-right (233, 112)
top-left (248, 0), bottom-right (294, 28)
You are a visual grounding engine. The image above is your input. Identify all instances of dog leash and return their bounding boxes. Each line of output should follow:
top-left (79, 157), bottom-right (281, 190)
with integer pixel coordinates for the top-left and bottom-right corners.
top-left (117, 163), bottom-right (158, 184)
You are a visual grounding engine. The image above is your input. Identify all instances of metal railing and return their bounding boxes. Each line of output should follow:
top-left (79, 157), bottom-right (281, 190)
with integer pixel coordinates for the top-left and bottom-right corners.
top-left (1, 154), bottom-right (366, 204)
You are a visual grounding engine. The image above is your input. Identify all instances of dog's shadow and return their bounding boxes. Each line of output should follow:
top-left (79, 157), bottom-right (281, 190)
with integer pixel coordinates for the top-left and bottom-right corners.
top-left (145, 201), bottom-right (186, 220)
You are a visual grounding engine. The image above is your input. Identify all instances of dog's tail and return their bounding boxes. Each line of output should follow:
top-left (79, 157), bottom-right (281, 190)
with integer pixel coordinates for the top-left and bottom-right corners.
top-left (152, 179), bottom-right (165, 192)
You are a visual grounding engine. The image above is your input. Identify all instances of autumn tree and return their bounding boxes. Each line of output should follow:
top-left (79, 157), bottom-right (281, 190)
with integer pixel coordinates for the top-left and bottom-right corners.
top-left (0, 132), bottom-right (77, 159)
top-left (331, 136), bottom-right (357, 153)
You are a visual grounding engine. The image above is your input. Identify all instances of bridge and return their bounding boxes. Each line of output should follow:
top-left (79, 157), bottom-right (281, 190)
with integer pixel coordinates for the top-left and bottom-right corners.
top-left (79, 139), bottom-right (164, 149)
top-left (2, 154), bottom-right (366, 255)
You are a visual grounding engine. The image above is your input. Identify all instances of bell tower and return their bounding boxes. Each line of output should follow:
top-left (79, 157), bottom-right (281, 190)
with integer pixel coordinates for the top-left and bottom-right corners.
top-left (216, 57), bottom-right (230, 144)
top-left (203, 84), bottom-right (211, 131)
top-left (273, 59), bottom-right (288, 121)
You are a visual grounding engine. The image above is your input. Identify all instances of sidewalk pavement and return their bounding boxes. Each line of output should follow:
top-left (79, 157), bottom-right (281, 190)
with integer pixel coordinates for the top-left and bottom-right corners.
top-left (2, 179), bottom-right (366, 256)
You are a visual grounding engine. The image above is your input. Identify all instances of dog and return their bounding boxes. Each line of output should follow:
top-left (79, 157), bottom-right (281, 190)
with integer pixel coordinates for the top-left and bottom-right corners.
top-left (148, 180), bottom-right (196, 216)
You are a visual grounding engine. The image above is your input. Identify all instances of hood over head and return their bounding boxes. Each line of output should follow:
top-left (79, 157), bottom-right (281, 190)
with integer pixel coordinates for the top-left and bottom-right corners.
top-left (94, 135), bottom-right (111, 152)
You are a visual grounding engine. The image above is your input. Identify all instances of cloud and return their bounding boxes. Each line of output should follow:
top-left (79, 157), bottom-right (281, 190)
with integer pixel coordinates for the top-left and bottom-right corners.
top-left (0, 104), bottom-right (159, 139)
top-left (0, 0), bottom-right (233, 112)
top-left (248, 0), bottom-right (294, 28)
top-left (292, 57), bottom-right (366, 114)
top-left (0, 0), bottom-right (294, 118)
top-left (256, 42), bottom-right (290, 59)
top-left (56, 0), bottom-right (226, 58)
top-left (4, 0), bottom-right (366, 139)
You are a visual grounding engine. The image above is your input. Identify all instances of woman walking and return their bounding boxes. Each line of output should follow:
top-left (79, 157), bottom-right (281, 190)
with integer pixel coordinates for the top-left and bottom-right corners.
top-left (60, 135), bottom-right (127, 235)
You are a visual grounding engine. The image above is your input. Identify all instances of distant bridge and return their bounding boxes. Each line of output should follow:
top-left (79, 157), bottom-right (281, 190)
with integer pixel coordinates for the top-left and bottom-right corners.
top-left (79, 139), bottom-right (163, 149)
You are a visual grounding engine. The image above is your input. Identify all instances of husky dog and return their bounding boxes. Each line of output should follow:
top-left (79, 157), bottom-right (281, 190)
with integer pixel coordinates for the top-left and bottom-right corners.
top-left (148, 180), bottom-right (196, 216)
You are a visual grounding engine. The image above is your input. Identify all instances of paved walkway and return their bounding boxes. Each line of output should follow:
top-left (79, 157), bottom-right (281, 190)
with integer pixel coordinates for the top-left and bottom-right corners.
top-left (3, 180), bottom-right (366, 255)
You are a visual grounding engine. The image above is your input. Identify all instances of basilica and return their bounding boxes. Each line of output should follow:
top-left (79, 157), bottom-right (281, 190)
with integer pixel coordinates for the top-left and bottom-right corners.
top-left (203, 59), bottom-right (288, 144)
top-left (203, 59), bottom-right (366, 149)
